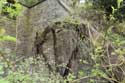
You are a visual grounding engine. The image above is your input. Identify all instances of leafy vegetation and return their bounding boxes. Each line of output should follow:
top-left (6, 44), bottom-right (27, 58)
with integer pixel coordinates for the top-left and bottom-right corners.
top-left (0, 0), bottom-right (22, 19)
top-left (0, 0), bottom-right (125, 83)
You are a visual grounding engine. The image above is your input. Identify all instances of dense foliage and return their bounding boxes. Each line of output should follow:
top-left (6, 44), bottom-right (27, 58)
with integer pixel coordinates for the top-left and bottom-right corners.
top-left (0, 0), bottom-right (22, 19)
top-left (0, 0), bottom-right (125, 83)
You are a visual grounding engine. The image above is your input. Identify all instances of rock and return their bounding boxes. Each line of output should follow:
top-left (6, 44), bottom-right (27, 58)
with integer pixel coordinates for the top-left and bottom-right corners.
top-left (33, 22), bottom-right (93, 82)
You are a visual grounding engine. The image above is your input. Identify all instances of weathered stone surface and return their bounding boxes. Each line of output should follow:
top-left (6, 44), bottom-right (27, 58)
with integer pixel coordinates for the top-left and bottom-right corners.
top-left (16, 8), bottom-right (33, 57)
top-left (16, 1), bottom-right (77, 82)
top-left (16, 0), bottom-right (70, 57)
top-left (33, 22), bottom-right (93, 83)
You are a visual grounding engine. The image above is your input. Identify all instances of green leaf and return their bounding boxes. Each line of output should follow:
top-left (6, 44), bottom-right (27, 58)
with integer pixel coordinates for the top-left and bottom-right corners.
top-left (0, 35), bottom-right (16, 42)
